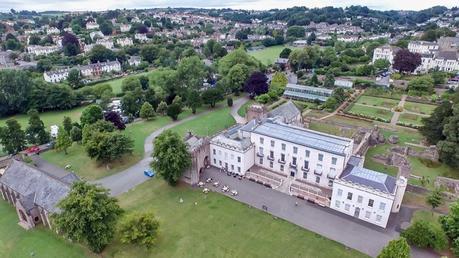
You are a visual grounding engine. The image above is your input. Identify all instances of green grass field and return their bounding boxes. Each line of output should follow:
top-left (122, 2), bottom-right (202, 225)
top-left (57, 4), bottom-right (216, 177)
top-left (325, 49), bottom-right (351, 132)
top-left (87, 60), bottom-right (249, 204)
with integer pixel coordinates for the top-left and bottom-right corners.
top-left (403, 102), bottom-right (437, 115)
top-left (0, 201), bottom-right (92, 258)
top-left (0, 106), bottom-right (86, 129)
top-left (101, 178), bottom-right (367, 258)
top-left (347, 104), bottom-right (393, 122)
top-left (90, 71), bottom-right (152, 94)
top-left (355, 95), bottom-right (400, 109)
top-left (308, 122), bottom-right (355, 138)
top-left (398, 113), bottom-right (424, 127)
top-left (248, 45), bottom-right (298, 65)
top-left (363, 144), bottom-right (399, 177)
top-left (237, 100), bottom-right (255, 117)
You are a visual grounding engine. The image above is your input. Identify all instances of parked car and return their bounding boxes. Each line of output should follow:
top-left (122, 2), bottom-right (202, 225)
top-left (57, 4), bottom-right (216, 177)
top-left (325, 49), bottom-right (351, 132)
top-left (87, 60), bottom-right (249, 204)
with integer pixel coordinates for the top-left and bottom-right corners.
top-left (143, 169), bottom-right (155, 177)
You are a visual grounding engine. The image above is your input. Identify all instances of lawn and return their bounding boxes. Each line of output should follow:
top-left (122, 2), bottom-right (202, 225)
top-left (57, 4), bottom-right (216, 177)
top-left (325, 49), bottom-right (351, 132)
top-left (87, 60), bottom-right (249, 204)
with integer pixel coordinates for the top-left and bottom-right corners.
top-left (355, 95), bottom-right (400, 109)
top-left (403, 102), bottom-right (437, 115)
top-left (0, 201), bottom-right (92, 258)
top-left (347, 104), bottom-right (393, 122)
top-left (363, 144), bottom-right (399, 177)
top-left (380, 128), bottom-right (424, 146)
top-left (102, 178), bottom-right (367, 258)
top-left (90, 71), bottom-right (152, 94)
top-left (237, 100), bottom-right (255, 117)
top-left (398, 113), bottom-right (424, 127)
top-left (169, 106), bottom-right (236, 137)
top-left (0, 106), bottom-right (87, 129)
top-left (248, 45), bottom-right (297, 65)
top-left (308, 121), bottom-right (355, 138)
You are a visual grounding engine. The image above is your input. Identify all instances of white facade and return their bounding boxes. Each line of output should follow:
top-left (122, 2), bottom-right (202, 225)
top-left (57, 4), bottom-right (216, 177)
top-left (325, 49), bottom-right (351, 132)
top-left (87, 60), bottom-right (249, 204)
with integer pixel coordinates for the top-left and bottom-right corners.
top-left (86, 21), bottom-right (99, 30)
top-left (135, 33), bottom-right (149, 42)
top-left (116, 37), bottom-right (133, 47)
top-left (44, 60), bottom-right (121, 83)
top-left (120, 24), bottom-right (131, 32)
top-left (95, 38), bottom-right (114, 49)
top-left (372, 45), bottom-right (399, 65)
top-left (408, 41), bottom-right (439, 54)
top-left (416, 52), bottom-right (459, 73)
top-left (46, 27), bottom-right (60, 35)
top-left (27, 45), bottom-right (61, 56)
top-left (44, 68), bottom-right (69, 83)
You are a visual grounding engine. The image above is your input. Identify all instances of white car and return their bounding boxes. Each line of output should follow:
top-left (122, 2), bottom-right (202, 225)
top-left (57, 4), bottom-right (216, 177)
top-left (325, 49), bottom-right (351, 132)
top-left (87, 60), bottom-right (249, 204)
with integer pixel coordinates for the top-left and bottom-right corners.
top-left (198, 182), bottom-right (205, 187)
top-left (203, 188), bottom-right (210, 194)
top-left (231, 190), bottom-right (238, 196)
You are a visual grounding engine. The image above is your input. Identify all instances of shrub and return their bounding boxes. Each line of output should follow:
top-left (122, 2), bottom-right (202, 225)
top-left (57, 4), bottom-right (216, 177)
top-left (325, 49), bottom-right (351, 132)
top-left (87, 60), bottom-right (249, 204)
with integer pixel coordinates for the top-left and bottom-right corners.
top-left (401, 220), bottom-right (448, 251)
top-left (227, 97), bottom-right (233, 107)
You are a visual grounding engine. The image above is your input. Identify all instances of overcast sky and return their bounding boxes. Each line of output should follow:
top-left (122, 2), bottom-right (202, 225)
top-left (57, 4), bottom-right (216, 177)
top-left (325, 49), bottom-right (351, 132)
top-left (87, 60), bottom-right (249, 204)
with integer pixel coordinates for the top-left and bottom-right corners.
top-left (1, 0), bottom-right (457, 12)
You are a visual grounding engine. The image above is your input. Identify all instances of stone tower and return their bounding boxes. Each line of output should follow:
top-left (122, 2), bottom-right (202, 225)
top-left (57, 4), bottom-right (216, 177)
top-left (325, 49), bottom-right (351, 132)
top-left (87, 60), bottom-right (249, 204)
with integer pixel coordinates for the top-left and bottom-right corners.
top-left (391, 176), bottom-right (407, 213)
top-left (245, 104), bottom-right (267, 122)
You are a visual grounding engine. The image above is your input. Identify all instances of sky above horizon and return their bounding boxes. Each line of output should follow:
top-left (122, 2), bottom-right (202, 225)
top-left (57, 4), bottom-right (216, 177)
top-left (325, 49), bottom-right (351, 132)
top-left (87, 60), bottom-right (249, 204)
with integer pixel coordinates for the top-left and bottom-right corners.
top-left (0, 0), bottom-right (457, 12)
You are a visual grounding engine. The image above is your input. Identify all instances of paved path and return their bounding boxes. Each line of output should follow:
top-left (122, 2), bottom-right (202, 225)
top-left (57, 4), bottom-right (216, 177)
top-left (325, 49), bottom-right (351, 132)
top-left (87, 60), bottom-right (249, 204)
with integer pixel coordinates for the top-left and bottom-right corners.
top-left (201, 168), bottom-right (437, 258)
top-left (390, 95), bottom-right (407, 126)
top-left (229, 96), bottom-right (250, 124)
top-left (95, 97), bottom-right (250, 196)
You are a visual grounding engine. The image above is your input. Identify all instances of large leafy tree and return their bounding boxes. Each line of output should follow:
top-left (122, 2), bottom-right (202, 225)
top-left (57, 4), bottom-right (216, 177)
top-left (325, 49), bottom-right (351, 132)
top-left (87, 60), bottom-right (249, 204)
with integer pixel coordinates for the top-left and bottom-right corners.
top-left (80, 105), bottom-right (103, 126)
top-left (401, 220), bottom-right (448, 251)
top-left (139, 102), bottom-right (156, 120)
top-left (121, 77), bottom-right (142, 93)
top-left (67, 68), bottom-right (82, 89)
top-left (437, 104), bottom-right (459, 168)
top-left (63, 116), bottom-right (73, 134)
top-left (55, 126), bottom-right (72, 154)
top-left (289, 46), bottom-right (320, 71)
top-left (203, 39), bottom-right (227, 59)
top-left (377, 237), bottom-right (410, 258)
top-left (286, 26), bottom-right (305, 39)
top-left (89, 44), bottom-right (116, 63)
top-left (186, 90), bottom-right (202, 114)
top-left (62, 32), bottom-right (80, 56)
top-left (151, 130), bottom-right (191, 185)
top-left (393, 49), bottom-right (421, 74)
top-left (0, 119), bottom-right (26, 154)
top-left (176, 56), bottom-right (207, 92)
top-left (224, 64), bottom-right (250, 94)
top-left (166, 103), bottom-right (182, 121)
top-left (407, 76), bottom-right (434, 95)
top-left (202, 88), bottom-right (224, 108)
top-left (25, 109), bottom-right (50, 145)
top-left (420, 101), bottom-right (453, 144)
top-left (244, 71), bottom-right (269, 97)
top-left (0, 70), bottom-right (33, 116)
top-left (440, 200), bottom-right (459, 241)
top-left (279, 48), bottom-right (292, 58)
top-left (53, 181), bottom-right (123, 253)
top-left (119, 212), bottom-right (160, 248)
top-left (218, 48), bottom-right (260, 78)
top-left (104, 111), bottom-right (126, 130)
top-left (122, 88), bottom-right (144, 117)
top-left (426, 188), bottom-right (443, 211)
top-left (84, 131), bottom-right (133, 163)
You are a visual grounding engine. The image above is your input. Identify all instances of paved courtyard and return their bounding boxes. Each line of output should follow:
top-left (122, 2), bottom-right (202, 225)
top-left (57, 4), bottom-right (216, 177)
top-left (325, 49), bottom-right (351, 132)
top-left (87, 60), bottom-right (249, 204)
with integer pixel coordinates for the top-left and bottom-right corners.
top-left (200, 167), bottom-right (437, 258)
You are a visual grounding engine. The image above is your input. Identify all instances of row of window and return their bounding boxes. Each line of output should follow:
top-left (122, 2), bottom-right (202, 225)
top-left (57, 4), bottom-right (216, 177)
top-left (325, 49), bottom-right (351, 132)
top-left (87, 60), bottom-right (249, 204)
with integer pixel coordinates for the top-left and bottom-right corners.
top-left (337, 189), bottom-right (387, 211)
top-left (335, 201), bottom-right (383, 222)
top-left (213, 159), bottom-right (242, 173)
top-left (258, 146), bottom-right (337, 165)
top-left (212, 149), bottom-right (241, 163)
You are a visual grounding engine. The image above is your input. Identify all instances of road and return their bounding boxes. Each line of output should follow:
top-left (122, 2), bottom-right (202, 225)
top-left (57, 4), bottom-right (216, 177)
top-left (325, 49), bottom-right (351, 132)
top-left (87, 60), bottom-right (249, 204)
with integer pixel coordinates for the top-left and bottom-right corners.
top-left (94, 97), bottom-right (250, 196)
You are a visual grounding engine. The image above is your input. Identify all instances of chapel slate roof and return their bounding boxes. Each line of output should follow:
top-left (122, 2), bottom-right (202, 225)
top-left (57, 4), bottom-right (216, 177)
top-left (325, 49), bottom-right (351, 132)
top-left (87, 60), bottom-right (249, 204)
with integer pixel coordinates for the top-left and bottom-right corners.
top-left (339, 165), bottom-right (396, 194)
top-left (0, 160), bottom-right (79, 213)
top-left (268, 101), bottom-right (300, 122)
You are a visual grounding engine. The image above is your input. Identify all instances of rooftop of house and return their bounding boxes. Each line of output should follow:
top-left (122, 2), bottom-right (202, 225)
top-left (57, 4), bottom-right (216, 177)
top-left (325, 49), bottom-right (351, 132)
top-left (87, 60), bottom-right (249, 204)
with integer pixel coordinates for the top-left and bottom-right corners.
top-left (211, 124), bottom-right (253, 152)
top-left (339, 165), bottom-right (397, 194)
top-left (267, 101), bottom-right (300, 122)
top-left (0, 159), bottom-right (79, 213)
top-left (242, 119), bottom-right (353, 156)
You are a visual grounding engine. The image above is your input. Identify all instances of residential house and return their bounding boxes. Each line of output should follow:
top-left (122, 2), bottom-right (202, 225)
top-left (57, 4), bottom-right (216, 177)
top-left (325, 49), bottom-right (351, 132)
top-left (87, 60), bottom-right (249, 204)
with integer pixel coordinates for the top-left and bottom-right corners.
top-left (116, 37), bottom-right (133, 47)
top-left (86, 21), bottom-right (99, 30)
top-left (372, 45), bottom-right (401, 65)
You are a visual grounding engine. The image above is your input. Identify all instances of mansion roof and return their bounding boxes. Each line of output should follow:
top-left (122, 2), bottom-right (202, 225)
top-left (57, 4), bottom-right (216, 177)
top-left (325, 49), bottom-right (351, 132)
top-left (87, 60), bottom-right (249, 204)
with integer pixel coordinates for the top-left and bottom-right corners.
top-left (340, 165), bottom-right (396, 194)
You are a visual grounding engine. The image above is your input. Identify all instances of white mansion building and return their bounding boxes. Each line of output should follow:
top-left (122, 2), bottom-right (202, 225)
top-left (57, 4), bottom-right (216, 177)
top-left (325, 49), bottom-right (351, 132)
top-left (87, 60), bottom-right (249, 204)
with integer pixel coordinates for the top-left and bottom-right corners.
top-left (408, 37), bottom-right (459, 73)
top-left (209, 110), bottom-right (406, 228)
top-left (44, 60), bottom-right (121, 83)
top-left (372, 45), bottom-right (400, 65)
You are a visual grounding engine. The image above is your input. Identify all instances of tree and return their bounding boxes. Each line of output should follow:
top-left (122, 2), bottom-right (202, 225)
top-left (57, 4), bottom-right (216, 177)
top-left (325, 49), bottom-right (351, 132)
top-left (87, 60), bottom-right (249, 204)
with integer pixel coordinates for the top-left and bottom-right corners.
top-left (431, 71), bottom-right (447, 85)
top-left (307, 32), bottom-right (316, 45)
top-left (225, 64), bottom-right (250, 94)
top-left (437, 104), bottom-right (459, 168)
top-left (176, 56), bottom-right (207, 92)
top-left (53, 181), bottom-right (123, 253)
top-left (244, 71), bottom-right (269, 97)
top-left (279, 48), bottom-right (292, 58)
top-left (393, 49), bottom-right (422, 74)
top-left (140, 45), bottom-right (159, 63)
top-left (62, 32), bottom-right (80, 56)
top-left (156, 101), bottom-right (167, 115)
top-left (286, 26), bottom-right (305, 39)
top-left (0, 119), bottom-right (26, 154)
top-left (119, 212), bottom-right (160, 248)
top-left (203, 39), bottom-right (227, 59)
top-left (25, 109), bottom-right (50, 145)
top-left (89, 45), bottom-right (115, 63)
top-left (202, 88), bottom-right (224, 108)
top-left (426, 188), bottom-right (443, 211)
top-left (420, 101), bottom-right (453, 144)
top-left (0, 70), bottom-right (33, 116)
top-left (70, 126), bottom-right (82, 142)
top-left (408, 76), bottom-right (434, 95)
top-left (186, 90), bottom-right (202, 114)
top-left (218, 48), bottom-right (260, 78)
top-left (121, 77), bottom-right (141, 93)
top-left (104, 111), bottom-right (126, 130)
top-left (122, 89), bottom-right (144, 117)
top-left (138, 75), bottom-right (150, 90)
top-left (401, 220), bottom-right (448, 251)
top-left (377, 237), bottom-right (410, 258)
top-left (440, 200), bottom-right (459, 241)
top-left (67, 69), bottom-right (82, 89)
top-left (166, 103), bottom-right (182, 121)
top-left (323, 71), bottom-right (335, 88)
top-left (80, 105), bottom-right (103, 126)
top-left (140, 102), bottom-right (156, 120)
top-left (310, 73), bottom-right (320, 86)
top-left (99, 21), bottom-right (113, 35)
top-left (374, 59), bottom-right (391, 71)
top-left (151, 130), bottom-right (191, 185)
top-left (63, 116), bottom-right (73, 134)
top-left (84, 131), bottom-right (133, 163)
top-left (55, 126), bottom-right (72, 154)
top-left (227, 97), bottom-right (233, 107)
